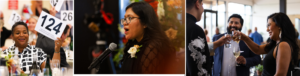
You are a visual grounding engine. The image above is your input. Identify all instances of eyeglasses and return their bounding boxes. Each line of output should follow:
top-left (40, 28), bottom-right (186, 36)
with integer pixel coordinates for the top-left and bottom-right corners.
top-left (121, 17), bottom-right (139, 25)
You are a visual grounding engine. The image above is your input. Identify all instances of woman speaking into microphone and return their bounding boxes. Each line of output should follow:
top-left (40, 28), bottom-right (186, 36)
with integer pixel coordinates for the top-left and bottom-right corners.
top-left (120, 2), bottom-right (176, 74)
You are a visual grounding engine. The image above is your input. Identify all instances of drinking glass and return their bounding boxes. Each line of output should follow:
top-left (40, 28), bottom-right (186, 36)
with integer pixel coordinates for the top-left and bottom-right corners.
top-left (60, 67), bottom-right (67, 76)
top-left (224, 34), bottom-right (232, 48)
top-left (51, 59), bottom-right (60, 76)
top-left (232, 30), bottom-right (241, 43)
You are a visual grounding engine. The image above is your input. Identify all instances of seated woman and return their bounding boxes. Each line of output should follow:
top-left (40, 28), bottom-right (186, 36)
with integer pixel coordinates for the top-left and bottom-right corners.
top-left (3, 22), bottom-right (62, 74)
top-left (121, 2), bottom-right (176, 74)
top-left (27, 16), bottom-right (39, 46)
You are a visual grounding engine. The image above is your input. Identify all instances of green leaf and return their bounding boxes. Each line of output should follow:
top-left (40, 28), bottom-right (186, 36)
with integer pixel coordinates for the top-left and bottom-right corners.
top-left (112, 47), bottom-right (124, 66)
top-left (137, 49), bottom-right (140, 52)
top-left (255, 64), bottom-right (263, 72)
top-left (135, 56), bottom-right (137, 58)
top-left (139, 45), bottom-right (143, 48)
top-left (5, 56), bottom-right (8, 60)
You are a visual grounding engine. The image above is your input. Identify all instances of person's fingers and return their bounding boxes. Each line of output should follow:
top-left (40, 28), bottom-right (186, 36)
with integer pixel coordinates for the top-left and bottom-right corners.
top-left (221, 36), bottom-right (229, 44)
top-left (237, 56), bottom-right (245, 62)
top-left (68, 24), bottom-right (72, 28)
top-left (239, 56), bottom-right (244, 59)
top-left (236, 57), bottom-right (241, 61)
top-left (224, 41), bottom-right (230, 44)
top-left (236, 59), bottom-right (241, 64)
top-left (237, 56), bottom-right (243, 60)
top-left (226, 36), bottom-right (231, 40)
top-left (57, 37), bottom-right (60, 41)
top-left (57, 37), bottom-right (62, 42)
top-left (53, 8), bottom-right (57, 13)
top-left (236, 31), bottom-right (240, 35)
top-left (233, 31), bottom-right (238, 37)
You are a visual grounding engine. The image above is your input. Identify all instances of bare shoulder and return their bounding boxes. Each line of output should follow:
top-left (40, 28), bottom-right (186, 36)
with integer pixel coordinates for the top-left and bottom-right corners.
top-left (278, 41), bottom-right (291, 50)
top-left (276, 41), bottom-right (291, 55)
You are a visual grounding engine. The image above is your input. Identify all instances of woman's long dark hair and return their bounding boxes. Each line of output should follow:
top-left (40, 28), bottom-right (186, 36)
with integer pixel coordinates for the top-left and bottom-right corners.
top-left (121, 2), bottom-right (175, 73)
top-left (265, 13), bottom-right (299, 65)
top-left (123, 2), bottom-right (173, 52)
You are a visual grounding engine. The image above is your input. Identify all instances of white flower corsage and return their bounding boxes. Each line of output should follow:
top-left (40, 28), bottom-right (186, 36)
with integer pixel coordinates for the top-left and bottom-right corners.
top-left (128, 45), bottom-right (142, 58)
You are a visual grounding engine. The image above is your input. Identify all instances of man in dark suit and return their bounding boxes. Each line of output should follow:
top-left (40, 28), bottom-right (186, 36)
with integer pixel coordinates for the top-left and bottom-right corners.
top-left (212, 14), bottom-right (261, 76)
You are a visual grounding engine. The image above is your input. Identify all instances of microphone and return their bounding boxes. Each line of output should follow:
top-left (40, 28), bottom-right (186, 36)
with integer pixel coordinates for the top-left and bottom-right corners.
top-left (88, 43), bottom-right (117, 70)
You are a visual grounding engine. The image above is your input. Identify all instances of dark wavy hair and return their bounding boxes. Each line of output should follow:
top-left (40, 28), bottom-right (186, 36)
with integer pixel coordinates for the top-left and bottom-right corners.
top-left (124, 2), bottom-right (172, 50)
top-left (265, 13), bottom-right (299, 65)
top-left (121, 2), bottom-right (175, 73)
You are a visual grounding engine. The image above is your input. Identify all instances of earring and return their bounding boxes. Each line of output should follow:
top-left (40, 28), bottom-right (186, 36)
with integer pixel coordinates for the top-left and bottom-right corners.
top-left (279, 30), bottom-right (282, 39)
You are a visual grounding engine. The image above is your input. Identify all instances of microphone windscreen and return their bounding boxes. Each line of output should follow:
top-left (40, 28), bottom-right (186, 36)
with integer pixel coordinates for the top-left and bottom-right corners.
top-left (108, 43), bottom-right (117, 51)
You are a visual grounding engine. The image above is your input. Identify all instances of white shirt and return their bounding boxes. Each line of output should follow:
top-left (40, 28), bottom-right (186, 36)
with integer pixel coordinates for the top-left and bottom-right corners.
top-left (3, 45), bottom-right (47, 74)
top-left (221, 40), bottom-right (238, 76)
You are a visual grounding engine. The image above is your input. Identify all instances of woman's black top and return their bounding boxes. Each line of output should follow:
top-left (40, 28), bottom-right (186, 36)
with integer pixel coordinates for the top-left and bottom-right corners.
top-left (262, 42), bottom-right (293, 76)
top-left (121, 39), bottom-right (175, 74)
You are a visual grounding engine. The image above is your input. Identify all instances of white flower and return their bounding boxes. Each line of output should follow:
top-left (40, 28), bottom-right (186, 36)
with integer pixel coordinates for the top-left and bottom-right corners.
top-left (128, 47), bottom-right (137, 58)
top-left (157, 1), bottom-right (165, 20)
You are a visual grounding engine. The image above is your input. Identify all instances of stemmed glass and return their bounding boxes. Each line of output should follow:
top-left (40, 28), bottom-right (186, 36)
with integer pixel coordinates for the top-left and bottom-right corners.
top-left (233, 46), bottom-right (244, 66)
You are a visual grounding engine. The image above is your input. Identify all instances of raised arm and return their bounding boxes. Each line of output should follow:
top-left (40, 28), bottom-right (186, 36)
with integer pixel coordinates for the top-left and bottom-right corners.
top-left (52, 38), bottom-right (62, 62)
top-left (236, 31), bottom-right (267, 54)
top-left (208, 35), bottom-right (231, 55)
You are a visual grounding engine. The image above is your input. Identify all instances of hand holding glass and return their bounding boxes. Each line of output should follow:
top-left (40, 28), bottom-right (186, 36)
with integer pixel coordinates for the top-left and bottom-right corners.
top-left (233, 46), bottom-right (241, 66)
top-left (224, 34), bottom-right (232, 48)
top-left (233, 47), bottom-right (244, 66)
top-left (232, 30), bottom-right (241, 43)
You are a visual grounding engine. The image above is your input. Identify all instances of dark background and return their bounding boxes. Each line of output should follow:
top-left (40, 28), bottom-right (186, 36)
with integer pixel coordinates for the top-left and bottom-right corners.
top-left (74, 0), bottom-right (119, 74)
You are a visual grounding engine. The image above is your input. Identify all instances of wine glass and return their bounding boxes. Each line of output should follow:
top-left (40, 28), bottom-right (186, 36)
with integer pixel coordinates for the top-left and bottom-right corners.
top-left (233, 46), bottom-right (241, 66)
top-left (232, 30), bottom-right (241, 43)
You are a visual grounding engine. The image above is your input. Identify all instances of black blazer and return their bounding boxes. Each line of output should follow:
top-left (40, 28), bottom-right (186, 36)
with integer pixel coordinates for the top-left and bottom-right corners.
top-left (212, 33), bottom-right (261, 76)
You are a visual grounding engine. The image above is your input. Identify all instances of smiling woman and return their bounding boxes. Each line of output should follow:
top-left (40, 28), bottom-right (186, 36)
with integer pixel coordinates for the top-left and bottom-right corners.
top-left (3, 22), bottom-right (62, 74)
top-left (3, 22), bottom-right (46, 74)
top-left (120, 2), bottom-right (176, 74)
top-left (235, 13), bottom-right (299, 76)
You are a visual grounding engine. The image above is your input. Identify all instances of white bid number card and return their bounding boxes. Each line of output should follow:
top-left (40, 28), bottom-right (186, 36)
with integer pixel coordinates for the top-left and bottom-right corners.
top-left (35, 11), bottom-right (67, 40)
top-left (8, 11), bottom-right (22, 26)
top-left (61, 11), bottom-right (74, 26)
top-left (50, 0), bottom-right (65, 11)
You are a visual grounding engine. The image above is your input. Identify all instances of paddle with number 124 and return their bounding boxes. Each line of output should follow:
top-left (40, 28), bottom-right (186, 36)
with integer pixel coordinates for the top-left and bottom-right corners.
top-left (35, 11), bottom-right (67, 40)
